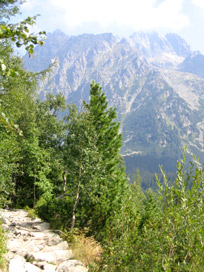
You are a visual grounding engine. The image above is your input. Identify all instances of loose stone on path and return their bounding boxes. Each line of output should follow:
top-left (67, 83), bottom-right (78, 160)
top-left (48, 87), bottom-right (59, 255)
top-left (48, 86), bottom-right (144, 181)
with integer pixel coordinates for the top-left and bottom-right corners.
top-left (0, 209), bottom-right (88, 272)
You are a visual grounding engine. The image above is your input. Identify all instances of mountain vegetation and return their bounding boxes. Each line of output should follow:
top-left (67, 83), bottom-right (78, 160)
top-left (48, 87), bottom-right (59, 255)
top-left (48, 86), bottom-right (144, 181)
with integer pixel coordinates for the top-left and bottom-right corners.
top-left (1, 1), bottom-right (204, 271)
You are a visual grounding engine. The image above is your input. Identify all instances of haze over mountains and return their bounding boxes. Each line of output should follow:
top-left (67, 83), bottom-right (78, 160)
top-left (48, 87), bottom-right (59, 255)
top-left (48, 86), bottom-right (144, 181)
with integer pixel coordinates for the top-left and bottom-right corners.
top-left (24, 30), bottom-right (204, 185)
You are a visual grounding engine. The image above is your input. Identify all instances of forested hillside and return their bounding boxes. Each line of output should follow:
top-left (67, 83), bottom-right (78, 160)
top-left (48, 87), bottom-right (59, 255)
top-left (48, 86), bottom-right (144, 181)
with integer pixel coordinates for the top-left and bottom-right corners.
top-left (1, 1), bottom-right (204, 271)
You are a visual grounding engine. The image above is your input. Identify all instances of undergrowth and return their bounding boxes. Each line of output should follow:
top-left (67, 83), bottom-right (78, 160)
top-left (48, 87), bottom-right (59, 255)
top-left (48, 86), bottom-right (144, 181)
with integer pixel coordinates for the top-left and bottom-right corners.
top-left (24, 206), bottom-right (38, 219)
top-left (0, 219), bottom-right (7, 271)
top-left (66, 229), bottom-right (102, 267)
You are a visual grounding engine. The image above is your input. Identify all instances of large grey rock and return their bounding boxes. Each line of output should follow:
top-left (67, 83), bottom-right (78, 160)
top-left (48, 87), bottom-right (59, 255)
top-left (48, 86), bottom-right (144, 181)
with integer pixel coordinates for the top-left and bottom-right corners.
top-left (9, 256), bottom-right (26, 272)
top-left (1, 216), bottom-right (10, 225)
top-left (43, 263), bottom-right (57, 272)
top-left (24, 262), bottom-right (41, 272)
top-left (9, 256), bottom-right (41, 272)
top-left (57, 260), bottom-right (88, 272)
top-left (31, 251), bottom-right (57, 263)
top-left (47, 232), bottom-right (63, 246)
top-left (32, 249), bottom-right (72, 263)
top-left (42, 241), bottom-right (68, 252)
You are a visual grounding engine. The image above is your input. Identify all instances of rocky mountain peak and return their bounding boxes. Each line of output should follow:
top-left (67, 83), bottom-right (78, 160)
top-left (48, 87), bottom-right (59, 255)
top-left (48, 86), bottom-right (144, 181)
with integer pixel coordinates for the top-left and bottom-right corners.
top-left (128, 31), bottom-right (189, 68)
top-left (130, 31), bottom-right (172, 56)
top-left (165, 33), bottom-right (191, 57)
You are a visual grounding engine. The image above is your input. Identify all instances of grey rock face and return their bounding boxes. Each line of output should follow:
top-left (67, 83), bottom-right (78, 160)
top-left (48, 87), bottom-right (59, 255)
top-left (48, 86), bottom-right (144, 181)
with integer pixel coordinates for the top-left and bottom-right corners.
top-left (178, 52), bottom-right (204, 79)
top-left (23, 29), bottom-right (69, 72)
top-left (0, 209), bottom-right (88, 272)
top-left (165, 33), bottom-right (191, 57)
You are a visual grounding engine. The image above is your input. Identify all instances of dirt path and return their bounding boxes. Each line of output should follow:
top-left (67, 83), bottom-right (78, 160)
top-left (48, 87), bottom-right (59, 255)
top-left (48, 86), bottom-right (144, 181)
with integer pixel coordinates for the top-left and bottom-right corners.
top-left (0, 209), bottom-right (88, 272)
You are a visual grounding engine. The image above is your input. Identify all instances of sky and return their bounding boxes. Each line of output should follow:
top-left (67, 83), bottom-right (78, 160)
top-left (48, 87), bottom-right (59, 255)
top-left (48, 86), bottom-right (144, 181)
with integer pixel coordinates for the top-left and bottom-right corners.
top-left (15, 0), bottom-right (204, 54)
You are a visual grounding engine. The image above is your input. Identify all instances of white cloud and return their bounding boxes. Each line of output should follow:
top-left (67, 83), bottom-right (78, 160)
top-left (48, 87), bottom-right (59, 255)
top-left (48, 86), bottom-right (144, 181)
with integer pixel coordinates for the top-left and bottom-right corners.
top-left (191, 0), bottom-right (204, 9)
top-left (49, 0), bottom-right (189, 31)
top-left (21, 0), bottom-right (189, 33)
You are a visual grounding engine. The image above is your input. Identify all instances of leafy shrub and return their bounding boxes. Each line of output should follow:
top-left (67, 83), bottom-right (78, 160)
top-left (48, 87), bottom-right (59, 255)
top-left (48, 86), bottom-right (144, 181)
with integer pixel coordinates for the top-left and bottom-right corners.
top-left (35, 196), bottom-right (73, 230)
top-left (93, 155), bottom-right (204, 271)
top-left (24, 206), bottom-right (38, 219)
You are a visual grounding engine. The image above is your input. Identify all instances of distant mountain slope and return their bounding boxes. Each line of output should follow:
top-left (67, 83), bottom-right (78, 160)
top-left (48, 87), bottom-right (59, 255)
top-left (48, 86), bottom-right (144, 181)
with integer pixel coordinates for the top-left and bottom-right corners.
top-left (24, 30), bottom-right (204, 185)
top-left (129, 31), bottom-right (191, 68)
top-left (24, 29), bottom-right (69, 72)
top-left (178, 52), bottom-right (204, 79)
top-left (165, 33), bottom-right (191, 57)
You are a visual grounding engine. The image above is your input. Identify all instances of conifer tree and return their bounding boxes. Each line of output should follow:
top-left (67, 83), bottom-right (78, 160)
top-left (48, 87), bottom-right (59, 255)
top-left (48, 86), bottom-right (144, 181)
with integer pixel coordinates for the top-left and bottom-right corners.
top-left (84, 81), bottom-right (121, 160)
top-left (83, 82), bottom-right (127, 235)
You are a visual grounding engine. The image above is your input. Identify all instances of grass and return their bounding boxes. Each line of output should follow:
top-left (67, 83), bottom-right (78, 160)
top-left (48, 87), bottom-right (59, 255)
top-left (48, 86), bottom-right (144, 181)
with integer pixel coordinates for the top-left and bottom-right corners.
top-left (67, 230), bottom-right (102, 267)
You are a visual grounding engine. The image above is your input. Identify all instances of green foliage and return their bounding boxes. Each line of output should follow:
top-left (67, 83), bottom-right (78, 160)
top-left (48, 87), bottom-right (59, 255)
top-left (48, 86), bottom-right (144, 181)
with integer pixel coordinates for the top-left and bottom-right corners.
top-left (24, 206), bottom-right (38, 219)
top-left (2, 5), bottom-right (204, 270)
top-left (0, 220), bottom-right (6, 270)
top-left (35, 82), bottom-right (128, 240)
top-left (0, 0), bottom-right (46, 138)
top-left (0, 42), bottom-right (36, 205)
top-left (0, 0), bottom-right (46, 57)
top-left (36, 196), bottom-right (72, 230)
top-left (154, 156), bottom-right (204, 271)
top-left (83, 82), bottom-right (127, 236)
top-left (11, 92), bottom-right (66, 208)
top-left (0, 1), bottom-right (66, 208)
top-left (84, 81), bottom-right (122, 156)
top-left (93, 178), bottom-right (146, 271)
top-left (93, 154), bottom-right (204, 271)
top-left (63, 104), bottom-right (104, 230)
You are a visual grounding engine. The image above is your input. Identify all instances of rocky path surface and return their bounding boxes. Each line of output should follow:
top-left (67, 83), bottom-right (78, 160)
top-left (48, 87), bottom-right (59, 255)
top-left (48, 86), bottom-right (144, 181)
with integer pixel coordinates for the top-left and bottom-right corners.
top-left (0, 209), bottom-right (88, 272)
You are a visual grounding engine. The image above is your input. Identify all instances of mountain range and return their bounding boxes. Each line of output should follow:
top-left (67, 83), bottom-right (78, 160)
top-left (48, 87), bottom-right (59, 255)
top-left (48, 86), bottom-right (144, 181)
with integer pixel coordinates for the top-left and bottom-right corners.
top-left (23, 30), bottom-right (204, 186)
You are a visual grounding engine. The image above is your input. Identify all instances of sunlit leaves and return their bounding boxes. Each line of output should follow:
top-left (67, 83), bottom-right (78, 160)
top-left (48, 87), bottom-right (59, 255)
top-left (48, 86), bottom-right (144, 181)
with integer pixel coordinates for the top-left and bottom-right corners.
top-left (0, 1), bottom-right (46, 56)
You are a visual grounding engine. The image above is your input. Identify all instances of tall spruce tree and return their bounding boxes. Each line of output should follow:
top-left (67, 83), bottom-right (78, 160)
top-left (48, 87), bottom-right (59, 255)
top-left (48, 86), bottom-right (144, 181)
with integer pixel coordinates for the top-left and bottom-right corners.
top-left (84, 82), bottom-right (121, 159)
top-left (83, 81), bottom-right (127, 236)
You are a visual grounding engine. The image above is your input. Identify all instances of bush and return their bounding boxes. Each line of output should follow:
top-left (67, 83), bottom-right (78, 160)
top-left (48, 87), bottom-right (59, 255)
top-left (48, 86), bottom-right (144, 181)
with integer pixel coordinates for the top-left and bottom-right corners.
top-left (35, 196), bottom-right (73, 230)
top-left (93, 155), bottom-right (204, 271)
